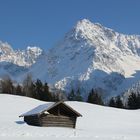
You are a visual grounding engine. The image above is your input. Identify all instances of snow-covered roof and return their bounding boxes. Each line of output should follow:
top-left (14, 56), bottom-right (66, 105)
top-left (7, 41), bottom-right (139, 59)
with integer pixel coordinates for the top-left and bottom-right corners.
top-left (19, 101), bottom-right (82, 117)
top-left (19, 102), bottom-right (54, 117)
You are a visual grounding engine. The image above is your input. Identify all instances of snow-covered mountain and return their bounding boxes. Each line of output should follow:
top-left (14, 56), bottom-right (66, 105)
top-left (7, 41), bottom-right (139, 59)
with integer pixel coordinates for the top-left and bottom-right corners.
top-left (0, 41), bottom-right (43, 67)
top-left (26, 19), bottom-right (140, 98)
top-left (1, 19), bottom-right (140, 99)
top-left (0, 41), bottom-right (43, 79)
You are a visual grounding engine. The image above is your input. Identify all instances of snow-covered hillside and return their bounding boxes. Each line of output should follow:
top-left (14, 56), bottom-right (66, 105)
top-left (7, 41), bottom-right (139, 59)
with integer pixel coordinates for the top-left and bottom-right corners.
top-left (0, 94), bottom-right (139, 140)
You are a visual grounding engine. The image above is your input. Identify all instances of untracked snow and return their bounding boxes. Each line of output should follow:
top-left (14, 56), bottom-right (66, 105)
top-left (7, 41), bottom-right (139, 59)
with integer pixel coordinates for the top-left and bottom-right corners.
top-left (0, 94), bottom-right (140, 140)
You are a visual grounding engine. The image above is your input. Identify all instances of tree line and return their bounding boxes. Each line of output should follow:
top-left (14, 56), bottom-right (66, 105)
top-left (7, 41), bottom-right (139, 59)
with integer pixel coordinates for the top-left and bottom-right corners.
top-left (0, 75), bottom-right (65, 102)
top-left (0, 75), bottom-right (140, 109)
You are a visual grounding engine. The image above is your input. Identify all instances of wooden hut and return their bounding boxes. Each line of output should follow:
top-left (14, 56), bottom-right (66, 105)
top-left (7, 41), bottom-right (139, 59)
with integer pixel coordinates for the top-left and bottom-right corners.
top-left (19, 101), bottom-right (82, 128)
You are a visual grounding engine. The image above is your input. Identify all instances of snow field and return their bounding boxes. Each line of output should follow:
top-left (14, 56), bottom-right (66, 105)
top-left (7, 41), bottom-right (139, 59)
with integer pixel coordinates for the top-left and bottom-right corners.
top-left (0, 94), bottom-right (140, 140)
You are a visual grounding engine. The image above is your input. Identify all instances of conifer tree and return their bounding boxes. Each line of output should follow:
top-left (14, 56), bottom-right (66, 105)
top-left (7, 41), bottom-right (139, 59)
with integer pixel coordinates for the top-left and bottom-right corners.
top-left (35, 79), bottom-right (43, 100)
top-left (87, 89), bottom-right (94, 103)
top-left (108, 97), bottom-right (116, 107)
top-left (15, 84), bottom-right (23, 95)
top-left (115, 96), bottom-right (124, 108)
top-left (127, 92), bottom-right (140, 109)
top-left (42, 82), bottom-right (52, 101)
top-left (67, 89), bottom-right (76, 101)
top-left (1, 75), bottom-right (14, 94)
top-left (75, 88), bottom-right (83, 101)
top-left (87, 89), bottom-right (104, 105)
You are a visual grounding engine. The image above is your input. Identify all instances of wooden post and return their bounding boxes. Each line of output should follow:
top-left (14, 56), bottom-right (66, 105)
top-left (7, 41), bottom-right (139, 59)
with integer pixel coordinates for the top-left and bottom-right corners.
top-left (58, 106), bottom-right (60, 116)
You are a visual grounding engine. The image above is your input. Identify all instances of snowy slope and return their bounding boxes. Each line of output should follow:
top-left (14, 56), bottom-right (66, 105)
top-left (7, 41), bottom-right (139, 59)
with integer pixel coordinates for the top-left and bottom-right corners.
top-left (0, 94), bottom-right (139, 140)
top-left (27, 19), bottom-right (140, 98)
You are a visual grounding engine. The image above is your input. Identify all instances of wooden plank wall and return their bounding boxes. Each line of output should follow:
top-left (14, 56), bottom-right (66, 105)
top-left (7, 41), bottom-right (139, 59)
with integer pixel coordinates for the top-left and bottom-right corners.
top-left (40, 115), bottom-right (76, 128)
top-left (24, 115), bottom-right (40, 126)
top-left (24, 115), bottom-right (77, 128)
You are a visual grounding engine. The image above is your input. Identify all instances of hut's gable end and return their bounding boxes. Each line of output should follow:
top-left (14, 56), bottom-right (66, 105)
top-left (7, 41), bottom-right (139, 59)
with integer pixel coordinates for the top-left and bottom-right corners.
top-left (42, 102), bottom-right (82, 117)
top-left (47, 103), bottom-right (80, 117)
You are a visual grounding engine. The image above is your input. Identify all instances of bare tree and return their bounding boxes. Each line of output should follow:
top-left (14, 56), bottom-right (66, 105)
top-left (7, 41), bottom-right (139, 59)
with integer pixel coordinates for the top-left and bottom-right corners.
top-left (1, 75), bottom-right (14, 94)
top-left (23, 73), bottom-right (34, 97)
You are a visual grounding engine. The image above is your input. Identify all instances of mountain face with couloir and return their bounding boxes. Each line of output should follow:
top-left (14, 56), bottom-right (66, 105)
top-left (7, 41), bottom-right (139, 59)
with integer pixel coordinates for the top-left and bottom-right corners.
top-left (1, 19), bottom-right (140, 99)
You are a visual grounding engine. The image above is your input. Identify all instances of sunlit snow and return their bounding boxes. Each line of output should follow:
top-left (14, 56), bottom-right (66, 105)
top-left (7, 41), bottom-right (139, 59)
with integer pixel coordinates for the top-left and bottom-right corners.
top-left (0, 94), bottom-right (140, 140)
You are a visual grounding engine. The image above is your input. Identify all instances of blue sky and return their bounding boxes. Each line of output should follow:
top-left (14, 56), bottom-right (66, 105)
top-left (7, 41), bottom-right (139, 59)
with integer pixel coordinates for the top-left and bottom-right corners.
top-left (0, 0), bottom-right (140, 51)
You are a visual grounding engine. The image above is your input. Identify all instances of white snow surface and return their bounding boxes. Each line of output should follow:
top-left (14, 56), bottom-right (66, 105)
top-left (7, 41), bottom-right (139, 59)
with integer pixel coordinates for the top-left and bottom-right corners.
top-left (0, 94), bottom-right (140, 140)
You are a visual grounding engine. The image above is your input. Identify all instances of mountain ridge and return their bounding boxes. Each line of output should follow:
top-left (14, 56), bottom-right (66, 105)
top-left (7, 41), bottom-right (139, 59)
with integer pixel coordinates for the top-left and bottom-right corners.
top-left (1, 19), bottom-right (140, 99)
top-left (0, 41), bottom-right (43, 67)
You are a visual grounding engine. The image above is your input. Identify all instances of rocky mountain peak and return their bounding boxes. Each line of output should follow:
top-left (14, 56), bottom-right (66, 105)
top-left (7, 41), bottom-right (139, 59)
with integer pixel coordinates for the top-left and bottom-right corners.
top-left (1, 19), bottom-right (140, 100)
top-left (0, 41), bottom-right (14, 55)
top-left (0, 41), bottom-right (43, 67)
